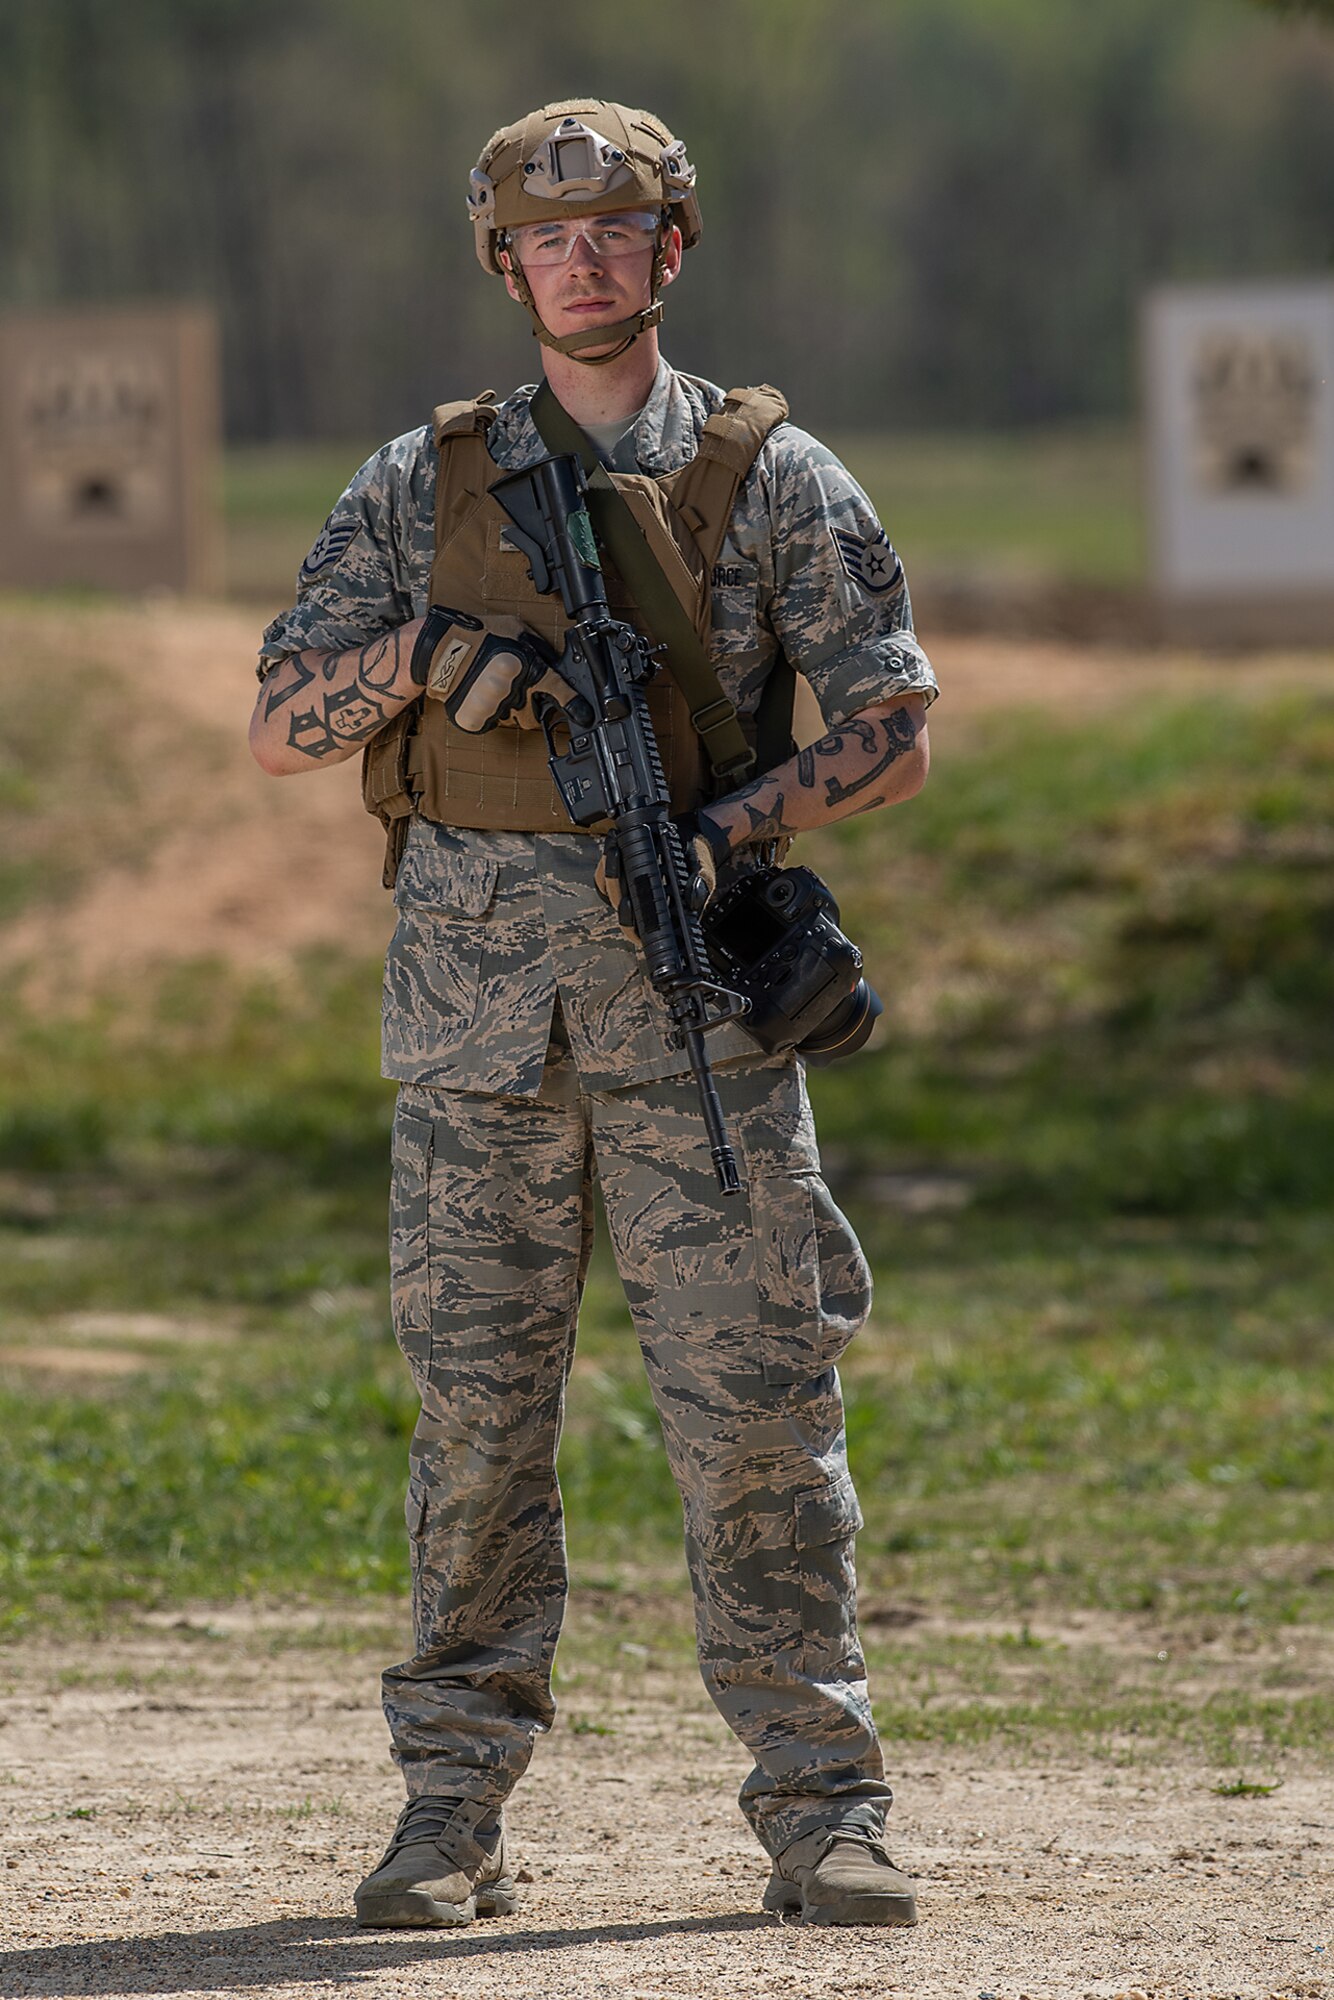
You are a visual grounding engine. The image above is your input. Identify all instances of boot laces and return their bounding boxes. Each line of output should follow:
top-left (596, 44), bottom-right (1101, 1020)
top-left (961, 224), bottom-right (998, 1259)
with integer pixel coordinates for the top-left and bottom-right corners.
top-left (384, 1795), bottom-right (472, 1863)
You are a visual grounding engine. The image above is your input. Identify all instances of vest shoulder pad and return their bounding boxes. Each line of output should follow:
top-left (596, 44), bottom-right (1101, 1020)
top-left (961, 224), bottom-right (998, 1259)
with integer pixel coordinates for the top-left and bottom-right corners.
top-left (697, 384), bottom-right (789, 476)
top-left (431, 394), bottom-right (499, 549)
top-left (432, 392), bottom-right (499, 447)
top-left (665, 384), bottom-right (789, 571)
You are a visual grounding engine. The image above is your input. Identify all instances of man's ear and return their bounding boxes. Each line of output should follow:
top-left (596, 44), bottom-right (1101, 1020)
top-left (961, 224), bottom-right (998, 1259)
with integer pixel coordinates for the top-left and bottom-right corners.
top-left (659, 223), bottom-right (684, 290)
top-left (498, 245), bottom-right (522, 303)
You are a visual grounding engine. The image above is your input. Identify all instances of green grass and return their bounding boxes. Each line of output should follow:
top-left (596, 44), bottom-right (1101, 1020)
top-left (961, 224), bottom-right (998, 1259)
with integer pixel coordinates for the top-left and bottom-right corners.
top-left (221, 442), bottom-right (378, 601)
top-left (220, 424), bottom-right (1144, 601)
top-left (807, 689), bottom-right (1334, 1217)
top-left (2, 681), bottom-right (1332, 1756)
top-left (834, 422), bottom-right (1144, 589)
top-left (3, 1216), bottom-right (1330, 1639)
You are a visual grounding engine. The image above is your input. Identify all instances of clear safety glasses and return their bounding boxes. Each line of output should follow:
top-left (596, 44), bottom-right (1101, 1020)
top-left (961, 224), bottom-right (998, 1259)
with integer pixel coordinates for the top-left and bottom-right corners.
top-left (506, 211), bottom-right (661, 267)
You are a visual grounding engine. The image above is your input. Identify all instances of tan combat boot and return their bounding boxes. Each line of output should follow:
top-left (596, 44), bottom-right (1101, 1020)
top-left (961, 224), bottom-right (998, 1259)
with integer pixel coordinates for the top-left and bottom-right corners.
top-left (354, 1795), bottom-right (520, 1928)
top-left (764, 1828), bottom-right (918, 1926)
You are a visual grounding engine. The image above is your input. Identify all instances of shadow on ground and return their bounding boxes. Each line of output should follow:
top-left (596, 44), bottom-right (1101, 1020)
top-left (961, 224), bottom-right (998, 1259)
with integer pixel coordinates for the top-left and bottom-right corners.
top-left (0, 1911), bottom-right (779, 1994)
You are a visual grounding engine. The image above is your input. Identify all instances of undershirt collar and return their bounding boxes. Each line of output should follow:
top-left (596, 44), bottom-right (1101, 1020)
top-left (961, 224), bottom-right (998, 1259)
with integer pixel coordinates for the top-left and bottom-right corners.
top-left (580, 401), bottom-right (649, 461)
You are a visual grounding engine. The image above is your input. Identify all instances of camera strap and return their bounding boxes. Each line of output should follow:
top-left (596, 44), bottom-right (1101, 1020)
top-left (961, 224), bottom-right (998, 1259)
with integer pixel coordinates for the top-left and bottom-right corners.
top-left (531, 380), bottom-right (757, 787)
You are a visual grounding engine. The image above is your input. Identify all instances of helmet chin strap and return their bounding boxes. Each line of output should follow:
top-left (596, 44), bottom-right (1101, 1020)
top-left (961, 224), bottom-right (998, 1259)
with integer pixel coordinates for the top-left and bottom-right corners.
top-left (536, 299), bottom-right (663, 365)
top-left (506, 231), bottom-right (670, 369)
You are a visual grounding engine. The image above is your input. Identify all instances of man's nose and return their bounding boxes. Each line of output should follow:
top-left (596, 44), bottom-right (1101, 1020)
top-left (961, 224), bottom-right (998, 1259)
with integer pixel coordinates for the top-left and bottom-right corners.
top-left (566, 230), bottom-right (605, 271)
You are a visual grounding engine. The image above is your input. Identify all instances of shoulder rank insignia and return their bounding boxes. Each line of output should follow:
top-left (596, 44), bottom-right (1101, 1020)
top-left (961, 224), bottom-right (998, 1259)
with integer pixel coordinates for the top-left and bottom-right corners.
top-left (832, 525), bottom-right (904, 596)
top-left (301, 516), bottom-right (361, 578)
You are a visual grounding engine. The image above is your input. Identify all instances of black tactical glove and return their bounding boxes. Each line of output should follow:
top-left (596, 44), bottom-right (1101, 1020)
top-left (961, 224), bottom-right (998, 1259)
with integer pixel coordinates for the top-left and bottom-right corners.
top-left (412, 605), bottom-right (568, 733)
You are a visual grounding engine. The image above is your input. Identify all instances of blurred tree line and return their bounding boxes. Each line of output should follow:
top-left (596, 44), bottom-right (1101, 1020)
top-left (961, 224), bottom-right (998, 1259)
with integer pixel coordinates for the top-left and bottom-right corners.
top-left (2, 0), bottom-right (1332, 442)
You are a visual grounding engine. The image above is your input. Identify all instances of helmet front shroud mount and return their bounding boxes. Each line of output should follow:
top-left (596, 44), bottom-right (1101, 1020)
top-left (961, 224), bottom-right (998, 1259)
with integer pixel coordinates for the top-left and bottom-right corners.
top-left (469, 101), bottom-right (701, 367)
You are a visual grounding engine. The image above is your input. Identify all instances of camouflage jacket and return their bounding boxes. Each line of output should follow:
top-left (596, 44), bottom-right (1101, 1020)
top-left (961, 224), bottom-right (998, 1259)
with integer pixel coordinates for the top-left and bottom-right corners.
top-left (260, 360), bottom-right (938, 1094)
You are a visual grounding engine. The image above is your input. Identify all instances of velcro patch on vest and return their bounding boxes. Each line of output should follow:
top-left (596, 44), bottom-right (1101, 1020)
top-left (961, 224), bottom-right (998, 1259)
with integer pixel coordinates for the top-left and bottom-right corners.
top-left (832, 526), bottom-right (904, 596)
top-left (300, 516), bottom-right (361, 578)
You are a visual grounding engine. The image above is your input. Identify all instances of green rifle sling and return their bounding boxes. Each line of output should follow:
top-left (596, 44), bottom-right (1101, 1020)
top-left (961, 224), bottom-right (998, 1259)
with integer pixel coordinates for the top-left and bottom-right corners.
top-left (530, 381), bottom-right (756, 787)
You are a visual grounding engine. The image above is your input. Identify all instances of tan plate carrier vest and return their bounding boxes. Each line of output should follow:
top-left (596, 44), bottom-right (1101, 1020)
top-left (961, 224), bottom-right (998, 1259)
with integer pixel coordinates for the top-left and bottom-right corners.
top-left (361, 384), bottom-right (789, 885)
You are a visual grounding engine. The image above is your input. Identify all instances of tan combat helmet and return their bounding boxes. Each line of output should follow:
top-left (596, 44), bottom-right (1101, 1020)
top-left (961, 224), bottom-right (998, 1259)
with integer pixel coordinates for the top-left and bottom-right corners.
top-left (468, 99), bottom-right (701, 365)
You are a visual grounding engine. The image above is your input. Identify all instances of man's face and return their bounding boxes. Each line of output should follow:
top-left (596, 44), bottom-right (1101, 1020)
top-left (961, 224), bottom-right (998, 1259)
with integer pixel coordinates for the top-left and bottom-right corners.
top-left (501, 210), bottom-right (682, 357)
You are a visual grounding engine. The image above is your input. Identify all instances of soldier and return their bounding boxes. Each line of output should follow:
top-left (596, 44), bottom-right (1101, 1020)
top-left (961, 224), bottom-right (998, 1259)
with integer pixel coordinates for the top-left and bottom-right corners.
top-left (249, 99), bottom-right (937, 1929)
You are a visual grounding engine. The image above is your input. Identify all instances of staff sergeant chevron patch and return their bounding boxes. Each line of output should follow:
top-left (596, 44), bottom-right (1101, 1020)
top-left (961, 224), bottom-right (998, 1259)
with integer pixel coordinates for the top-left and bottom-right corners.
top-left (832, 526), bottom-right (904, 596)
top-left (300, 517), bottom-right (361, 578)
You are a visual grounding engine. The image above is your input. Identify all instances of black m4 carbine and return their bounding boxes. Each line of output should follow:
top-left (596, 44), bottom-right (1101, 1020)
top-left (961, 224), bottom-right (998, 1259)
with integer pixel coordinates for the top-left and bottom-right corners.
top-left (489, 451), bottom-right (750, 1196)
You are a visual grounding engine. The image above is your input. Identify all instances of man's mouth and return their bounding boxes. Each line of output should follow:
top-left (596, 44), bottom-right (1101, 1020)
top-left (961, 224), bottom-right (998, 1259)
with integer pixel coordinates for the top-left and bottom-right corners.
top-left (560, 295), bottom-right (618, 315)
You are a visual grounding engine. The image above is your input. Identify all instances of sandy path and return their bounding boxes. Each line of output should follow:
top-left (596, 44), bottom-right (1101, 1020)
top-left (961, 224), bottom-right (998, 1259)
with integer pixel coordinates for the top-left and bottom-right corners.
top-left (0, 1621), bottom-right (1327, 2000)
top-left (2, 600), bottom-right (392, 993)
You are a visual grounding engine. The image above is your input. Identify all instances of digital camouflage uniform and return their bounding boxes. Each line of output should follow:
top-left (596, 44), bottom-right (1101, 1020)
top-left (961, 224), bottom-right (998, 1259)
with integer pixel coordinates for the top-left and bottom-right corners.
top-left (260, 358), bottom-right (938, 1865)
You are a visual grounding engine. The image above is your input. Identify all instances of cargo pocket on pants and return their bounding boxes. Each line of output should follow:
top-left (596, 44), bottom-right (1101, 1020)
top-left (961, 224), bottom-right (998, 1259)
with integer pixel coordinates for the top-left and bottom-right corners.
top-left (390, 1103), bottom-right (434, 1393)
top-left (380, 824), bottom-right (499, 1079)
top-left (796, 1470), bottom-right (865, 1676)
top-left (750, 1172), bottom-right (873, 1386)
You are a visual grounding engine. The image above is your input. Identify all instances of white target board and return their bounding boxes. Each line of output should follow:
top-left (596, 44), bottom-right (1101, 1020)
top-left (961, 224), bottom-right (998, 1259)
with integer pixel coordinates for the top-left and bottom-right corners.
top-left (1144, 283), bottom-right (1334, 634)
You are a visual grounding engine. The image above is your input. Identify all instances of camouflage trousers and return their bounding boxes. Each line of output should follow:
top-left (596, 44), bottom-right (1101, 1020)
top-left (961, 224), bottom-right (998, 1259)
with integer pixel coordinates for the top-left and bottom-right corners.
top-left (380, 1006), bottom-right (890, 1862)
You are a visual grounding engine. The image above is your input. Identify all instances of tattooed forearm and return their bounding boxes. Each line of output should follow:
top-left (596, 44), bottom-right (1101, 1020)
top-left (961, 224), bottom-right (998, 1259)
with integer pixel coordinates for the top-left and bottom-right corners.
top-left (705, 697), bottom-right (927, 850)
top-left (251, 619), bottom-right (424, 775)
top-left (267, 629), bottom-right (410, 715)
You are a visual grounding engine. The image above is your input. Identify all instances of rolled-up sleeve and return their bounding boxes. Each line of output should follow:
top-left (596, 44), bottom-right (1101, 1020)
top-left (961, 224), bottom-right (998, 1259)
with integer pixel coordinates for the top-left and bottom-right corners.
top-left (753, 426), bottom-right (938, 726)
top-left (256, 427), bottom-right (437, 675)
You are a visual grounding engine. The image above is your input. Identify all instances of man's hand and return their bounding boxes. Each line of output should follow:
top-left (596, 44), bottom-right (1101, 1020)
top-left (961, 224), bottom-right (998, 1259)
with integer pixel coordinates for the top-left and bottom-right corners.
top-left (421, 610), bottom-right (571, 733)
top-left (593, 836), bottom-right (638, 933)
top-left (673, 809), bottom-right (732, 910)
top-left (593, 809), bottom-right (731, 933)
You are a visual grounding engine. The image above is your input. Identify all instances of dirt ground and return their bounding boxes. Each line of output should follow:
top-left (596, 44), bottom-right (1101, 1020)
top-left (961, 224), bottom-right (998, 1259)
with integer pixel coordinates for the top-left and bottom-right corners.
top-left (0, 1618), bottom-right (1328, 2000)
top-left (7, 597), bottom-right (1331, 994)
top-left (5, 607), bottom-right (1332, 1995)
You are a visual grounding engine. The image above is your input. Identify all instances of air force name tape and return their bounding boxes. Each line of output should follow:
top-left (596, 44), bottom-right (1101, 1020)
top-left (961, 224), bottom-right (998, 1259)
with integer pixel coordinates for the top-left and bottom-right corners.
top-left (832, 525), bottom-right (904, 596)
top-left (301, 517), bottom-right (361, 577)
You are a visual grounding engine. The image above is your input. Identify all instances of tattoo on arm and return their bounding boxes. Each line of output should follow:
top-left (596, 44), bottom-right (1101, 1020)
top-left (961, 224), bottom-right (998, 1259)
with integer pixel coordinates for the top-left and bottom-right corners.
top-left (263, 627), bottom-right (416, 760)
top-left (355, 630), bottom-right (407, 693)
top-left (263, 653), bottom-right (316, 716)
top-left (822, 706), bottom-right (919, 808)
top-left (739, 794), bottom-right (787, 844)
top-left (286, 685), bottom-right (390, 760)
top-left (713, 703), bottom-right (921, 840)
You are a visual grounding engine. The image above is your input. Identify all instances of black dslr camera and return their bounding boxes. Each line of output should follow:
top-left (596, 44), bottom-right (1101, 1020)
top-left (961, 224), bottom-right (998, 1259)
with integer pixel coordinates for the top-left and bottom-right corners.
top-left (700, 864), bottom-right (882, 1066)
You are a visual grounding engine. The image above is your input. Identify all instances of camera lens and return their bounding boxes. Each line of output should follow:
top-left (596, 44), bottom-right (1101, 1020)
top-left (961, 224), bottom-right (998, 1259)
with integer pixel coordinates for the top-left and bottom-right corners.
top-left (797, 978), bottom-right (883, 1067)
